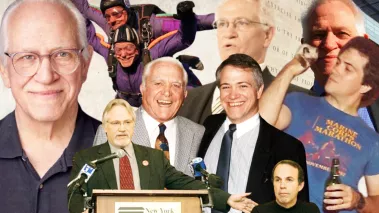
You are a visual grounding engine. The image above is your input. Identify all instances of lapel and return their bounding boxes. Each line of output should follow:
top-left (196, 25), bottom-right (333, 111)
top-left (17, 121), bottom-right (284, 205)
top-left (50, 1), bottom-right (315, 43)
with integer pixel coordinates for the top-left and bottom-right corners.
top-left (174, 117), bottom-right (193, 171)
top-left (198, 114), bottom-right (226, 158)
top-left (201, 82), bottom-right (217, 122)
top-left (97, 143), bottom-right (118, 189)
top-left (367, 99), bottom-right (379, 132)
top-left (133, 143), bottom-right (151, 189)
top-left (132, 107), bottom-right (151, 147)
top-left (246, 117), bottom-right (273, 192)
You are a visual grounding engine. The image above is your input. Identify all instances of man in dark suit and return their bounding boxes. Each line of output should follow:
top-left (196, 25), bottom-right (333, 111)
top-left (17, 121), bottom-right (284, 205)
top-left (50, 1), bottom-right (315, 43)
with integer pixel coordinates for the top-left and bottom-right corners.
top-left (178, 0), bottom-right (308, 124)
top-left (68, 99), bottom-right (256, 213)
top-left (198, 54), bottom-right (309, 212)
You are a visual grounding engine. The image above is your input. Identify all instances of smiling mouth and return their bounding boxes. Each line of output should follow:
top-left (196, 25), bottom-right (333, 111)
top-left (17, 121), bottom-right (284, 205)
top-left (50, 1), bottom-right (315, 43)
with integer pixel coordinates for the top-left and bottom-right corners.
top-left (157, 100), bottom-right (172, 106)
top-left (30, 90), bottom-right (62, 96)
top-left (228, 102), bottom-right (244, 107)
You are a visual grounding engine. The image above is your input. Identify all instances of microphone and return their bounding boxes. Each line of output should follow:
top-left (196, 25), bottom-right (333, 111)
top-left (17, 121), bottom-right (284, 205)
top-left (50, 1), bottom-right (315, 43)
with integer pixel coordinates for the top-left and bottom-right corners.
top-left (191, 157), bottom-right (207, 178)
top-left (191, 157), bottom-right (223, 189)
top-left (67, 149), bottom-right (126, 188)
top-left (90, 149), bottom-right (126, 165)
top-left (67, 163), bottom-right (96, 188)
top-left (195, 164), bottom-right (209, 177)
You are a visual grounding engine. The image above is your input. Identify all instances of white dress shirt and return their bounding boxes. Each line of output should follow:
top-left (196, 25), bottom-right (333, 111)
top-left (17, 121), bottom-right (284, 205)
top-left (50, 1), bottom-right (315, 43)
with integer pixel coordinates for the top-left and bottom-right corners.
top-left (204, 113), bottom-right (260, 213)
top-left (141, 108), bottom-right (177, 166)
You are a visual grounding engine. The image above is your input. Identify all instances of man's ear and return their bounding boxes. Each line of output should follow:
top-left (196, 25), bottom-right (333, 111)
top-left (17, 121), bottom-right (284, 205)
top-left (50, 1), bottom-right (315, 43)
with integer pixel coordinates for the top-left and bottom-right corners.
top-left (360, 84), bottom-right (372, 94)
top-left (140, 83), bottom-right (145, 96)
top-left (0, 62), bottom-right (10, 88)
top-left (263, 26), bottom-right (275, 48)
top-left (298, 181), bottom-right (305, 192)
top-left (81, 45), bottom-right (94, 83)
top-left (257, 84), bottom-right (264, 99)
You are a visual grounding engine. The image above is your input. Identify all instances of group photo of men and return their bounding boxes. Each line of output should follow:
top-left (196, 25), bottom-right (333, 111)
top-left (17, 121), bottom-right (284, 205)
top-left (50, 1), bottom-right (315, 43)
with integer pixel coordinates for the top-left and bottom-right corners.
top-left (0, 0), bottom-right (378, 213)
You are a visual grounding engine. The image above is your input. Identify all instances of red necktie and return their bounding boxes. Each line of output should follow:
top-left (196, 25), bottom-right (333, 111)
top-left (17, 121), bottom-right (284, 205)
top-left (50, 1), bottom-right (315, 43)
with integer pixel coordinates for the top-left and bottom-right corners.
top-left (119, 156), bottom-right (134, 189)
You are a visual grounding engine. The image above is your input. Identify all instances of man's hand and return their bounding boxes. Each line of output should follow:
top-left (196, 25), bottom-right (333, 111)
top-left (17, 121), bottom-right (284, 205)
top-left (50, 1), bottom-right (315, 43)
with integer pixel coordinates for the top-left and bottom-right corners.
top-left (173, 1), bottom-right (195, 20)
top-left (323, 184), bottom-right (361, 211)
top-left (227, 193), bottom-right (258, 213)
top-left (282, 44), bottom-right (318, 77)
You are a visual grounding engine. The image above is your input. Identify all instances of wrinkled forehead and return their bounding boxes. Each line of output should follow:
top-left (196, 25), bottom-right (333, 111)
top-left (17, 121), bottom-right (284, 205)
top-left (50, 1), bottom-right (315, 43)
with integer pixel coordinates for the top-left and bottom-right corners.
top-left (216, 0), bottom-right (260, 20)
top-left (149, 62), bottom-right (184, 82)
top-left (6, 1), bottom-right (79, 51)
top-left (308, 1), bottom-right (356, 26)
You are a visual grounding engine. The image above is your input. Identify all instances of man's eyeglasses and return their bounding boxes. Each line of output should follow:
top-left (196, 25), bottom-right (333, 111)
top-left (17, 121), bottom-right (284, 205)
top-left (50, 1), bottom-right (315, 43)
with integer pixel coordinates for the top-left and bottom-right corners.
top-left (104, 9), bottom-right (125, 21)
top-left (4, 48), bottom-right (84, 77)
top-left (107, 120), bottom-right (133, 129)
top-left (212, 18), bottom-right (269, 31)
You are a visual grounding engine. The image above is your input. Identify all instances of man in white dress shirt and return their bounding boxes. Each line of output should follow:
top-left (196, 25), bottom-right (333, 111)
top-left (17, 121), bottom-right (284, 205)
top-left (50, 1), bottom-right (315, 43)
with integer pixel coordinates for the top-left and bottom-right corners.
top-left (198, 54), bottom-right (308, 213)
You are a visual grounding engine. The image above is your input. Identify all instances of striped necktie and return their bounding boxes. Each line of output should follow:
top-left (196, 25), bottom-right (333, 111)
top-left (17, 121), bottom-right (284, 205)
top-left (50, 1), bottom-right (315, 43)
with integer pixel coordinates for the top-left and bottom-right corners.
top-left (212, 96), bottom-right (224, 114)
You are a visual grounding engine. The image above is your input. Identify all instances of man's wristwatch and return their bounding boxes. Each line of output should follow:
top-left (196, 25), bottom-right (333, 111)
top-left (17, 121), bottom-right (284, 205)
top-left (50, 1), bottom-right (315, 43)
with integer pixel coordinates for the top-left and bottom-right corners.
top-left (356, 192), bottom-right (366, 210)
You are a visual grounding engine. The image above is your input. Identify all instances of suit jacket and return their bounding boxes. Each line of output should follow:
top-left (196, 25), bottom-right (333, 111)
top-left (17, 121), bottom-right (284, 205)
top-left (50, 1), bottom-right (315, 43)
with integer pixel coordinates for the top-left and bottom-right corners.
top-left (92, 107), bottom-right (205, 176)
top-left (178, 67), bottom-right (309, 124)
top-left (198, 114), bottom-right (309, 204)
top-left (68, 143), bottom-right (231, 213)
top-left (132, 108), bottom-right (204, 176)
top-left (366, 99), bottom-right (379, 132)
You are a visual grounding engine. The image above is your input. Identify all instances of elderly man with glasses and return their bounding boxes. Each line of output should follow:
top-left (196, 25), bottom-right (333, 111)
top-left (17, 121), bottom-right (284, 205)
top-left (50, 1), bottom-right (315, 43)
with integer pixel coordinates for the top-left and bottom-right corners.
top-left (0, 0), bottom-right (100, 212)
top-left (178, 0), bottom-right (308, 125)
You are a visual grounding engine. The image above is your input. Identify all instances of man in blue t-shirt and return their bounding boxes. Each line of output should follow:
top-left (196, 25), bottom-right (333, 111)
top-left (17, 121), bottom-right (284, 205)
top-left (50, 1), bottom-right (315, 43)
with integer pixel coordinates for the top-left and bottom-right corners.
top-left (259, 36), bottom-right (379, 213)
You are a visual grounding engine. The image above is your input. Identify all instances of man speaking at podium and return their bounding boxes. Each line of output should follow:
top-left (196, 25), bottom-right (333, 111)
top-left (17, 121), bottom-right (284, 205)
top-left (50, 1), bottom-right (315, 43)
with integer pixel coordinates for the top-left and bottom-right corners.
top-left (68, 98), bottom-right (256, 213)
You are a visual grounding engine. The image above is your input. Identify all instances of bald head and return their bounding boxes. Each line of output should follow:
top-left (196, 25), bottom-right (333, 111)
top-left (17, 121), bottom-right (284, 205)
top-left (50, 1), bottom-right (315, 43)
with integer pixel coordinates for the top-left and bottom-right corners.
top-left (0, 0), bottom-right (89, 65)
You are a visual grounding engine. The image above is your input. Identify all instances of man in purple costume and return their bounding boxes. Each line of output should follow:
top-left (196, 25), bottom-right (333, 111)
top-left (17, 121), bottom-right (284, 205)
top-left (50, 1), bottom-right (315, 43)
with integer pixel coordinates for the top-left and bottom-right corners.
top-left (72, 0), bottom-right (215, 40)
top-left (85, 1), bottom-right (199, 106)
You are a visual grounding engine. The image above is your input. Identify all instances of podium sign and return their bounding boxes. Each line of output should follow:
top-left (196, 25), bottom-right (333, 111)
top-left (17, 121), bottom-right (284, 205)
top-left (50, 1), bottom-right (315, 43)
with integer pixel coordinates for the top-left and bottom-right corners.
top-left (115, 202), bottom-right (181, 213)
top-left (92, 190), bottom-right (208, 213)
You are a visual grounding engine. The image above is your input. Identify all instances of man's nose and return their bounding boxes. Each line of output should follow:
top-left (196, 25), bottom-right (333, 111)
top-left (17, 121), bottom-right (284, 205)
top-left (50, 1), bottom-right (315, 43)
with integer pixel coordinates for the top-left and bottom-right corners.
top-left (108, 16), bottom-right (117, 25)
top-left (163, 84), bottom-right (172, 97)
top-left (322, 32), bottom-right (339, 52)
top-left (222, 24), bottom-right (238, 39)
top-left (33, 57), bottom-right (58, 84)
top-left (229, 87), bottom-right (240, 99)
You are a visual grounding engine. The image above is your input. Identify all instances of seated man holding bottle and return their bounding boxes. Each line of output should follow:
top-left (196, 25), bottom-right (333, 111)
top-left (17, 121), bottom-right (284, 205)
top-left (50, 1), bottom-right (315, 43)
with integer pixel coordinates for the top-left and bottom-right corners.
top-left (252, 160), bottom-right (319, 213)
top-left (259, 36), bottom-right (379, 212)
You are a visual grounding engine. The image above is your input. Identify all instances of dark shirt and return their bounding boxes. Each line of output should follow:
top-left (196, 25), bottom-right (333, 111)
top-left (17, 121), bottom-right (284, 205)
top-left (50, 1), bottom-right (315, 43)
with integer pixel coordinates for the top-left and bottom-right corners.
top-left (252, 200), bottom-right (320, 213)
top-left (0, 106), bottom-right (100, 213)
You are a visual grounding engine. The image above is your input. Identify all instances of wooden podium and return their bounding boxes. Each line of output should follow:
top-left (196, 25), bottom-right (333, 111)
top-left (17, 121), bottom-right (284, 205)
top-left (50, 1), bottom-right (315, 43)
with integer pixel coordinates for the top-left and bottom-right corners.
top-left (92, 189), bottom-right (209, 213)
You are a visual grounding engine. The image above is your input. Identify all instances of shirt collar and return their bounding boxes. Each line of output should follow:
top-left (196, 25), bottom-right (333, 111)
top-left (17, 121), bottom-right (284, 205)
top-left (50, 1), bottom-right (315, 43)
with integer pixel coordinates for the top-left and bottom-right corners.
top-left (0, 106), bottom-right (97, 168)
top-left (141, 107), bottom-right (176, 130)
top-left (224, 113), bottom-right (260, 138)
top-left (0, 111), bottom-right (23, 158)
top-left (108, 141), bottom-right (135, 159)
top-left (259, 63), bottom-right (267, 71)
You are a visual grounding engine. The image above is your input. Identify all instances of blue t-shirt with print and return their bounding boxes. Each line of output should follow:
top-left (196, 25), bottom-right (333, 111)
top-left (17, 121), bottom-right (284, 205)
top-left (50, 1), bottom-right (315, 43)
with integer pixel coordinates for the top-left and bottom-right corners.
top-left (284, 92), bottom-right (379, 213)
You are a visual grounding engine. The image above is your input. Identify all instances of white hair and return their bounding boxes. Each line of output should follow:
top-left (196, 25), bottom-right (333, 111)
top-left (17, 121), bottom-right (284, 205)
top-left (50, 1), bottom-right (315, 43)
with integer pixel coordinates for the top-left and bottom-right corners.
top-left (141, 57), bottom-right (188, 88)
top-left (215, 0), bottom-right (275, 31)
top-left (0, 0), bottom-right (90, 66)
top-left (301, 0), bottom-right (366, 42)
